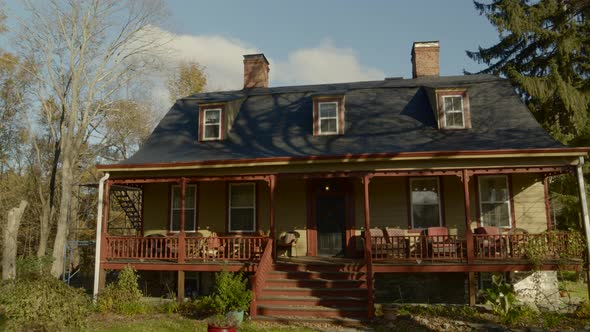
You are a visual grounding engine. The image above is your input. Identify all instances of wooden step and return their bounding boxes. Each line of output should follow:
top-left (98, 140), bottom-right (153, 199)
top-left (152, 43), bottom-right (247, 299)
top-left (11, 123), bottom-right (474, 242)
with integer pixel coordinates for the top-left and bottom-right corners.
top-left (268, 270), bottom-right (366, 280)
top-left (262, 287), bottom-right (367, 297)
top-left (273, 264), bottom-right (365, 273)
top-left (257, 295), bottom-right (367, 307)
top-left (256, 304), bottom-right (368, 318)
top-left (265, 278), bottom-right (367, 288)
top-left (254, 314), bottom-right (367, 324)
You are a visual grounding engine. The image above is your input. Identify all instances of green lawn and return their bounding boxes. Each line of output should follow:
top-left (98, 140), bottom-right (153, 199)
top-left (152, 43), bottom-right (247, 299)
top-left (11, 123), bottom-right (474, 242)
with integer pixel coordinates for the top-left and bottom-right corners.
top-left (88, 314), bottom-right (319, 332)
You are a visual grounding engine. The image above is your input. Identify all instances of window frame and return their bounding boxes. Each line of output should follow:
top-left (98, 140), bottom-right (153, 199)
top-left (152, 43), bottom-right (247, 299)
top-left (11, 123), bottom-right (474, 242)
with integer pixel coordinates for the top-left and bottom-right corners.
top-left (169, 184), bottom-right (198, 233)
top-left (228, 182), bottom-right (257, 233)
top-left (318, 101), bottom-right (339, 135)
top-left (409, 177), bottom-right (443, 229)
top-left (312, 96), bottom-right (345, 136)
top-left (202, 108), bottom-right (222, 141)
top-left (435, 89), bottom-right (470, 130)
top-left (477, 175), bottom-right (513, 229)
top-left (442, 95), bottom-right (465, 129)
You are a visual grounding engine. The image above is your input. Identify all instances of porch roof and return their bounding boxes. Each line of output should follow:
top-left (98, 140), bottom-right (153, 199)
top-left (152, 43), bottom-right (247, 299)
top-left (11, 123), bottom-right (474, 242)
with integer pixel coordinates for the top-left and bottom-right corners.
top-left (99, 74), bottom-right (586, 170)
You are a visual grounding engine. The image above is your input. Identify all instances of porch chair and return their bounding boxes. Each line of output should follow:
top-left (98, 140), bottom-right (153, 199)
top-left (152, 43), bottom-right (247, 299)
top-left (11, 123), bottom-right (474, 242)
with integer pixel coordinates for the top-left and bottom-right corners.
top-left (385, 227), bottom-right (408, 259)
top-left (474, 226), bottom-right (507, 258)
top-left (422, 227), bottom-right (458, 258)
top-left (507, 228), bottom-right (529, 259)
top-left (363, 228), bottom-right (387, 258)
top-left (276, 231), bottom-right (299, 257)
top-left (202, 232), bottom-right (225, 260)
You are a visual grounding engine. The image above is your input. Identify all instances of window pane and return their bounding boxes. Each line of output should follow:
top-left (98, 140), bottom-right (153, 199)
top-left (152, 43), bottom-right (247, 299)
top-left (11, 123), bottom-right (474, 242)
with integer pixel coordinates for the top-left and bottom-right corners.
top-left (231, 184), bottom-right (254, 207)
top-left (320, 118), bottom-right (337, 133)
top-left (230, 208), bottom-right (255, 231)
top-left (444, 97), bottom-right (454, 111)
top-left (319, 103), bottom-right (337, 117)
top-left (185, 186), bottom-right (196, 208)
top-left (172, 187), bottom-right (181, 209)
top-left (449, 112), bottom-right (463, 127)
top-left (171, 210), bottom-right (181, 231)
top-left (205, 110), bottom-right (220, 124)
top-left (451, 96), bottom-right (462, 111)
top-left (412, 205), bottom-right (440, 228)
top-left (481, 203), bottom-right (510, 227)
top-left (184, 210), bottom-right (196, 231)
top-left (411, 179), bottom-right (439, 205)
top-left (204, 125), bottom-right (219, 138)
top-left (480, 177), bottom-right (508, 202)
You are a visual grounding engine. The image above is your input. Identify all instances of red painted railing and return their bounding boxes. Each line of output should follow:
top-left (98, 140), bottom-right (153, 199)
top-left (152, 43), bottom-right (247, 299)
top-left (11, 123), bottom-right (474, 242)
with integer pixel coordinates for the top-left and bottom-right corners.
top-left (105, 235), bottom-right (267, 262)
top-left (371, 235), bottom-right (466, 261)
top-left (474, 232), bottom-right (585, 260)
top-left (106, 236), bottom-right (178, 261)
top-left (371, 231), bottom-right (583, 262)
top-left (250, 238), bottom-right (274, 318)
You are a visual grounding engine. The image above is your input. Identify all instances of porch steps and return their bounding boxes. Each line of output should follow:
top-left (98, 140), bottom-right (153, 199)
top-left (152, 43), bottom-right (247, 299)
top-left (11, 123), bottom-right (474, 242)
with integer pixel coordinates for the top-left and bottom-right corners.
top-left (254, 263), bottom-right (370, 320)
top-left (255, 315), bottom-right (365, 326)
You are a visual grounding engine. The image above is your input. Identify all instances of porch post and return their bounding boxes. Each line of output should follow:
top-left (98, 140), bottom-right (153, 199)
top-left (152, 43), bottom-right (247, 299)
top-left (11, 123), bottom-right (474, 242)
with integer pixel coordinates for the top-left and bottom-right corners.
top-left (543, 176), bottom-right (552, 230)
top-left (575, 157), bottom-right (590, 300)
top-left (268, 175), bottom-right (277, 258)
top-left (178, 178), bottom-right (186, 264)
top-left (461, 169), bottom-right (476, 306)
top-left (362, 175), bottom-right (374, 319)
top-left (100, 180), bottom-right (112, 273)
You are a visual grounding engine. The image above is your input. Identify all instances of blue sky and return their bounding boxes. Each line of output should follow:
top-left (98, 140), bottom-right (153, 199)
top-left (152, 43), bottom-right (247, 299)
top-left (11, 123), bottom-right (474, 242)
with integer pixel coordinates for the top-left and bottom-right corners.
top-left (3, 1), bottom-right (499, 93)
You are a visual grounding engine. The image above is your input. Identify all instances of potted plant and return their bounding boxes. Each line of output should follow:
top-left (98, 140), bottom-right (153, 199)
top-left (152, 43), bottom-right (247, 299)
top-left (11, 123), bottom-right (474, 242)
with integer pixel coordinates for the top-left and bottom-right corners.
top-left (200, 270), bottom-right (253, 325)
top-left (206, 314), bottom-right (238, 332)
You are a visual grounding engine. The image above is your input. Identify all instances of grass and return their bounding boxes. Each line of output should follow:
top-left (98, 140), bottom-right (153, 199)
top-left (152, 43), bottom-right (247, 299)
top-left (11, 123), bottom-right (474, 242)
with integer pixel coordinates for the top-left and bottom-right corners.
top-left (560, 280), bottom-right (589, 302)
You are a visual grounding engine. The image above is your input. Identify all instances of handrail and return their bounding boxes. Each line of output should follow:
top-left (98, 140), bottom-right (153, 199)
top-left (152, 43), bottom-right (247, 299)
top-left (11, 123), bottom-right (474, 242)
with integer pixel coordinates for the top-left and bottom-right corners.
top-left (250, 238), bottom-right (273, 318)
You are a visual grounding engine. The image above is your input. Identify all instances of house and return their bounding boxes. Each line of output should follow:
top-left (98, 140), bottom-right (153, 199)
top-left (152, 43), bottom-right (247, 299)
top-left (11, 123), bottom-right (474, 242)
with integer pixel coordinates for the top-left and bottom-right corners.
top-left (94, 41), bottom-right (590, 320)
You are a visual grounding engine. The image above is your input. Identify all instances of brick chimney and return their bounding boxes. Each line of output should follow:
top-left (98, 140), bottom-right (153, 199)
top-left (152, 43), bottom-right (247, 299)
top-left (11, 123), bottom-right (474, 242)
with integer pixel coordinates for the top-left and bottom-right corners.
top-left (411, 41), bottom-right (440, 78)
top-left (243, 53), bottom-right (269, 89)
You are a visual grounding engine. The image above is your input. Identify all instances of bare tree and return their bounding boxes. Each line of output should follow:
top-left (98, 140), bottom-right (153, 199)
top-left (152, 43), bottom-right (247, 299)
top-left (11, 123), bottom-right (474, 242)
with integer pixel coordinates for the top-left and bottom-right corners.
top-left (2, 200), bottom-right (28, 280)
top-left (16, 0), bottom-right (168, 277)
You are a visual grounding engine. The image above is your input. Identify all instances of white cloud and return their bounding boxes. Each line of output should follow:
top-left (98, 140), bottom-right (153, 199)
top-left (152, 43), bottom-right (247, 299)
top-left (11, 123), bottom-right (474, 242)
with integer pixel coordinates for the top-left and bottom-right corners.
top-left (145, 27), bottom-right (385, 108)
top-left (271, 40), bottom-right (385, 85)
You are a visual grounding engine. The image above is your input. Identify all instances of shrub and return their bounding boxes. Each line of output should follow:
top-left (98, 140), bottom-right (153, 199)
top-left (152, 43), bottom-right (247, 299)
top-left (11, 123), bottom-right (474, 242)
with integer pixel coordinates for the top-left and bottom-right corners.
top-left (481, 274), bottom-right (516, 317)
top-left (573, 301), bottom-right (590, 319)
top-left (96, 265), bottom-right (148, 315)
top-left (197, 270), bottom-right (252, 316)
top-left (16, 255), bottom-right (53, 279)
top-left (0, 275), bottom-right (91, 331)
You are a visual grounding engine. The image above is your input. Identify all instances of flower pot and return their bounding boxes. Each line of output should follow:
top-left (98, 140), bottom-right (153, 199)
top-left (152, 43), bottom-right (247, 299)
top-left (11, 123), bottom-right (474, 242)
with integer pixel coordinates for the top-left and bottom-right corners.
top-left (382, 303), bottom-right (399, 321)
top-left (207, 325), bottom-right (236, 332)
top-left (226, 310), bottom-right (244, 323)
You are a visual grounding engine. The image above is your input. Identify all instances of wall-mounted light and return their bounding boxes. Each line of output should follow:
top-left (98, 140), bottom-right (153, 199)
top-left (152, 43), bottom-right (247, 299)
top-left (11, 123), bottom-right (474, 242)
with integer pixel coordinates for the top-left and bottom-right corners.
top-left (324, 185), bottom-right (330, 191)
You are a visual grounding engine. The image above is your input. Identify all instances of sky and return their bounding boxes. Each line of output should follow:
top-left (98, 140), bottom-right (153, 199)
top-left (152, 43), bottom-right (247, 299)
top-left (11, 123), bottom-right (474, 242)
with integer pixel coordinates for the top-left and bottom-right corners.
top-left (2, 0), bottom-right (500, 103)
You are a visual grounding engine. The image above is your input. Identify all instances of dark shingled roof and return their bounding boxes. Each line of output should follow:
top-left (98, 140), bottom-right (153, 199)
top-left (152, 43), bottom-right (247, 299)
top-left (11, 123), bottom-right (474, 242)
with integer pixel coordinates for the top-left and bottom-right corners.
top-left (120, 74), bottom-right (564, 165)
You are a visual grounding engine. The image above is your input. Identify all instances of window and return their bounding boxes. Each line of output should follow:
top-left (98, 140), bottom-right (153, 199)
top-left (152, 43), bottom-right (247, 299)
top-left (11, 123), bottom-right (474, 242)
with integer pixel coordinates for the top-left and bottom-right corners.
top-left (170, 185), bottom-right (197, 232)
top-left (229, 183), bottom-right (256, 232)
top-left (318, 102), bottom-right (339, 135)
top-left (410, 178), bottom-right (442, 228)
top-left (478, 176), bottom-right (512, 228)
top-left (442, 95), bottom-right (464, 128)
top-left (203, 108), bottom-right (222, 140)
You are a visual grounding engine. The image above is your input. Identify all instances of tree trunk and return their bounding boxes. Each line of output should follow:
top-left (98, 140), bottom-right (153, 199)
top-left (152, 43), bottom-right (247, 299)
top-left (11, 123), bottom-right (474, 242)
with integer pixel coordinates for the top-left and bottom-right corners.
top-left (2, 200), bottom-right (28, 280)
top-left (37, 200), bottom-right (51, 257)
top-left (51, 153), bottom-right (73, 278)
top-left (68, 186), bottom-right (81, 269)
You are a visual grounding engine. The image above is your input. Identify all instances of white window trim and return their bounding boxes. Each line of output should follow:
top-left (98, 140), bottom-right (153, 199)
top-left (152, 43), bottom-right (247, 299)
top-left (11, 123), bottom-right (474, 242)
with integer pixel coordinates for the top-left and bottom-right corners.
top-left (228, 183), bottom-right (256, 233)
top-left (169, 184), bottom-right (197, 232)
top-left (442, 95), bottom-right (465, 129)
top-left (318, 101), bottom-right (339, 135)
top-left (409, 177), bottom-right (443, 229)
top-left (202, 108), bottom-right (222, 140)
top-left (478, 175), bottom-right (513, 228)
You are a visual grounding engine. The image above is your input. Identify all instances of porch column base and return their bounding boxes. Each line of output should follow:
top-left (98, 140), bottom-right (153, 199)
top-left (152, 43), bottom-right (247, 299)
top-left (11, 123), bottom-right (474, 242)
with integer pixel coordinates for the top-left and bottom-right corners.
top-left (177, 271), bottom-right (185, 303)
top-left (468, 272), bottom-right (476, 306)
top-left (98, 268), bottom-right (106, 291)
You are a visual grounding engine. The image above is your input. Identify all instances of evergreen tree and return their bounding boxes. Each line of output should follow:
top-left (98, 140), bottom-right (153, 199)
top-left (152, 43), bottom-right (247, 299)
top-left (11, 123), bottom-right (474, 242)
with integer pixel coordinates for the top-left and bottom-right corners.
top-left (467, 0), bottom-right (590, 145)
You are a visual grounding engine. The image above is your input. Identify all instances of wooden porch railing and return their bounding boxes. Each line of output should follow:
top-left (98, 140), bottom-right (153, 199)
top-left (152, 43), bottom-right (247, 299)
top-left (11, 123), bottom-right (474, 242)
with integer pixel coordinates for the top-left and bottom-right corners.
top-left (105, 235), bottom-right (267, 262)
top-left (250, 238), bottom-right (274, 319)
top-left (371, 231), bottom-right (584, 263)
top-left (371, 235), bottom-right (466, 261)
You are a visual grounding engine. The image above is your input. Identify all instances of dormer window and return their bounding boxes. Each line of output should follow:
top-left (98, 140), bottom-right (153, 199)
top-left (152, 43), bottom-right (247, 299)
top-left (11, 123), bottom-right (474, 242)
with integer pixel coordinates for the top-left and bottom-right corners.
top-left (319, 102), bottom-right (338, 134)
top-left (199, 105), bottom-right (225, 141)
top-left (313, 95), bottom-right (345, 136)
top-left (442, 95), bottom-right (464, 128)
top-left (435, 89), bottom-right (470, 130)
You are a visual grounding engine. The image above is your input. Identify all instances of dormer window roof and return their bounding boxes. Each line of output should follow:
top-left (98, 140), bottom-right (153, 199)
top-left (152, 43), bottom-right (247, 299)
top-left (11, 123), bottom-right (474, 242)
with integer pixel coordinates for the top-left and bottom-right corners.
top-left (313, 95), bottom-right (345, 136)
